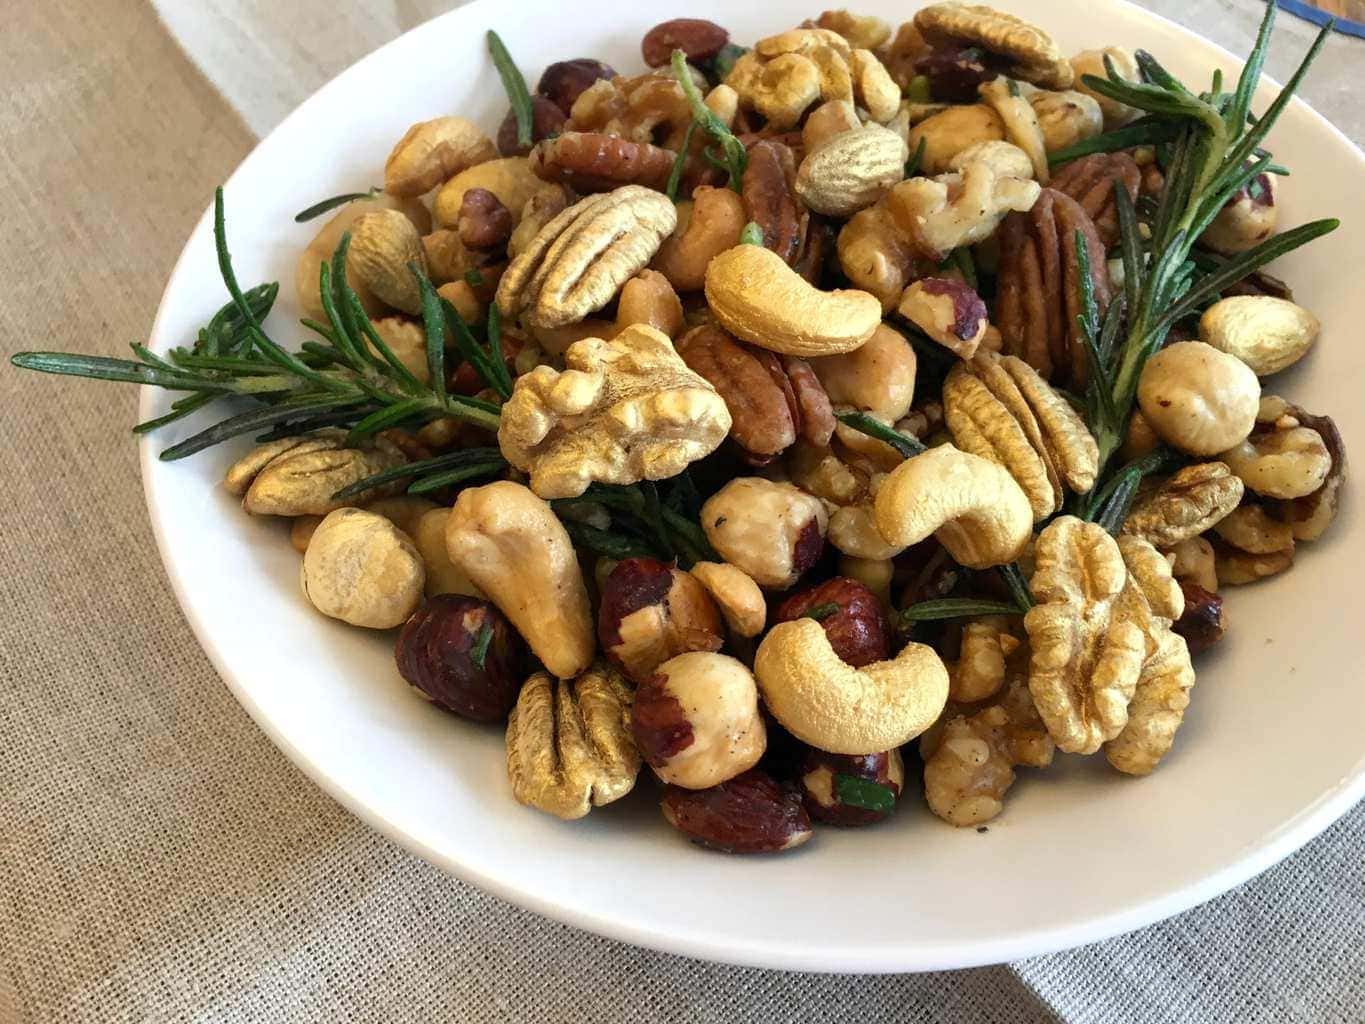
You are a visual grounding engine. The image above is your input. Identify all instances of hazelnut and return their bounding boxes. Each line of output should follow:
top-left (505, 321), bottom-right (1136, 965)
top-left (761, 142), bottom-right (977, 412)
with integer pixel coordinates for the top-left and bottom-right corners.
top-left (1201, 171), bottom-right (1277, 255)
top-left (773, 577), bottom-right (891, 668)
top-left (632, 652), bottom-right (767, 790)
top-left (537, 58), bottom-right (617, 115)
top-left (597, 558), bottom-right (724, 684)
top-left (660, 768), bottom-right (813, 854)
top-left (905, 104), bottom-right (1006, 175)
top-left (1172, 581), bottom-right (1226, 653)
top-left (897, 277), bottom-right (990, 358)
top-left (301, 508), bottom-right (424, 629)
top-left (1137, 341), bottom-right (1260, 456)
top-left (800, 748), bottom-right (904, 825)
top-left (700, 478), bottom-right (828, 589)
top-left (395, 595), bottom-right (527, 721)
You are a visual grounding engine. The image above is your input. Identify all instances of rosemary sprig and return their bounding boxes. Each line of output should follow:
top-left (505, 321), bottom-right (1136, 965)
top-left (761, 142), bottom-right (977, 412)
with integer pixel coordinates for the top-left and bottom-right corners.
top-left (835, 412), bottom-right (927, 459)
top-left (487, 30), bottom-right (533, 149)
top-left (672, 49), bottom-right (746, 190)
top-left (738, 221), bottom-right (764, 247)
top-left (293, 188), bottom-right (381, 223)
top-left (665, 120), bottom-right (698, 202)
top-left (1076, 4), bottom-right (1337, 476)
top-left (900, 598), bottom-right (1021, 623)
top-left (904, 137), bottom-right (927, 178)
top-left (11, 188), bottom-right (501, 461)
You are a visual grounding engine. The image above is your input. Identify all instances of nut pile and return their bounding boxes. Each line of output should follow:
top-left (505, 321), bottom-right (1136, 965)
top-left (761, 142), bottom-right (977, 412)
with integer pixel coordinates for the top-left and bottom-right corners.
top-left (229, 4), bottom-right (1345, 852)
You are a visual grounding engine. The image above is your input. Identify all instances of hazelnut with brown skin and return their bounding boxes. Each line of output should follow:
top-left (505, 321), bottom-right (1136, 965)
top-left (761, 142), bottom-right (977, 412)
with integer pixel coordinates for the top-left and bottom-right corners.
top-left (700, 478), bottom-right (828, 589)
top-left (773, 577), bottom-right (891, 668)
top-left (395, 595), bottom-right (527, 722)
top-left (661, 768), bottom-right (813, 854)
top-left (496, 96), bottom-right (568, 157)
top-left (632, 652), bottom-right (767, 790)
top-left (800, 748), bottom-right (904, 825)
top-left (537, 59), bottom-right (617, 115)
top-left (598, 558), bottom-right (724, 684)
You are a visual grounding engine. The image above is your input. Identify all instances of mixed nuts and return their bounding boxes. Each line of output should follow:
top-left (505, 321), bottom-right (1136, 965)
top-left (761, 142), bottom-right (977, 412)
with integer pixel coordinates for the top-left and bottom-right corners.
top-left (11, 4), bottom-right (1347, 853)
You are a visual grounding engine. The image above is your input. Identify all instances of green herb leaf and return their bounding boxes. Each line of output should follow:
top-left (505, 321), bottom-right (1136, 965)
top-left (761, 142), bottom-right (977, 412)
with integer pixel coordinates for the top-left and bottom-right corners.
top-left (834, 774), bottom-right (896, 813)
top-left (998, 563), bottom-right (1035, 611)
top-left (904, 136), bottom-right (927, 178)
top-left (671, 49), bottom-right (747, 190)
top-left (293, 188), bottom-right (380, 223)
top-left (739, 221), bottom-right (764, 247)
top-left (1047, 116), bottom-right (1181, 167)
top-left (464, 267), bottom-right (485, 288)
top-left (487, 30), bottom-right (534, 148)
top-left (900, 598), bottom-right (1021, 623)
top-left (804, 602), bottom-right (840, 622)
top-left (666, 120), bottom-right (699, 202)
top-left (705, 43), bottom-right (747, 82)
top-left (835, 411), bottom-right (927, 460)
top-left (332, 447), bottom-right (505, 500)
top-left (905, 75), bottom-right (933, 104)
top-left (469, 624), bottom-right (494, 668)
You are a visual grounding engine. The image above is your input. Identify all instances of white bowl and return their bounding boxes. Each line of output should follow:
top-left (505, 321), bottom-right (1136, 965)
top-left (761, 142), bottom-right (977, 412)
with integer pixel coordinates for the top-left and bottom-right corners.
top-left (139, 0), bottom-right (1365, 972)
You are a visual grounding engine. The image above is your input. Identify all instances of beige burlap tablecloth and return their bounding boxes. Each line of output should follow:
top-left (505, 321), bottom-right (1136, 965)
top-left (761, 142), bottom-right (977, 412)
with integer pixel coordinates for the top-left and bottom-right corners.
top-left (2, 2), bottom-right (1361, 1021)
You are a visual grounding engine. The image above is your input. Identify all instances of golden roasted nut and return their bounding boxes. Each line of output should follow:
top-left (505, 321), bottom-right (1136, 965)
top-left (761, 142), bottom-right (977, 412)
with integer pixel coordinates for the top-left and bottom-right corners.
top-left (705, 243), bottom-right (882, 357)
top-left (978, 78), bottom-right (1050, 183)
top-left (1260, 397), bottom-right (1347, 542)
top-left (1221, 417), bottom-right (1332, 500)
top-left (948, 618), bottom-right (1020, 703)
top-left (410, 507), bottom-right (486, 599)
top-left (498, 324), bottom-right (730, 499)
top-left (1137, 341), bottom-right (1260, 456)
top-left (795, 124), bottom-right (908, 217)
top-left (873, 444), bottom-right (1034, 568)
top-left (366, 316), bottom-right (430, 384)
top-left (433, 156), bottom-right (560, 231)
top-left (817, 9), bottom-right (892, 50)
top-left (755, 618), bottom-right (949, 754)
top-left (944, 353), bottom-right (1098, 520)
top-left (506, 666), bottom-right (640, 819)
top-left (446, 481), bottom-right (595, 679)
top-left (688, 562), bottom-right (767, 638)
top-left (1024, 516), bottom-right (1146, 754)
top-left (811, 323), bottom-right (919, 446)
top-left (921, 678), bottom-right (1054, 826)
top-left (748, 52), bottom-right (824, 130)
top-left (301, 507), bottom-right (425, 629)
top-left (295, 194), bottom-right (430, 323)
top-left (1198, 295), bottom-right (1319, 377)
top-left (614, 269), bottom-right (684, 339)
top-left (1028, 88), bottom-right (1103, 153)
top-left (756, 26), bottom-right (852, 59)
top-left (886, 157), bottom-right (1041, 262)
top-left (651, 186), bottom-right (747, 293)
top-left (508, 184), bottom-right (572, 261)
top-left (829, 502), bottom-right (903, 560)
top-left (836, 201), bottom-right (925, 311)
top-left (905, 104), bottom-right (1007, 176)
top-left (1069, 47), bottom-right (1141, 128)
top-left (787, 442), bottom-right (872, 507)
top-left (849, 48), bottom-right (902, 123)
top-left (1167, 535), bottom-right (1219, 593)
top-left (226, 430), bottom-right (406, 517)
top-left (1103, 535), bottom-right (1195, 775)
top-left (915, 3), bottom-right (1074, 89)
top-left (1121, 463), bottom-right (1245, 548)
top-left (384, 116), bottom-right (497, 197)
top-left (947, 139), bottom-right (1035, 180)
top-left (348, 209), bottom-right (428, 315)
top-left (496, 186), bottom-right (677, 330)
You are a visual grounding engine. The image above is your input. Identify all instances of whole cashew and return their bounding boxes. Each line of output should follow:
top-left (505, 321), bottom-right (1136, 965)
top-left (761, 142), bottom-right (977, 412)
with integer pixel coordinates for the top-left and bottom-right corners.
top-left (754, 619), bottom-right (949, 754)
top-left (651, 187), bottom-right (747, 293)
top-left (873, 445), bottom-right (1033, 568)
top-left (445, 481), bottom-right (594, 679)
top-left (705, 244), bottom-right (881, 356)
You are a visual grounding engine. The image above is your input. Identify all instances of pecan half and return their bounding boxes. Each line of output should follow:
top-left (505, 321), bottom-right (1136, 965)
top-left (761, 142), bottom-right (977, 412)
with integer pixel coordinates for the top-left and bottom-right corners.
top-left (741, 139), bottom-right (805, 266)
top-left (1121, 463), bottom-right (1244, 548)
top-left (914, 3), bottom-right (1073, 89)
top-left (1049, 151), bottom-right (1141, 247)
top-left (457, 188), bottom-right (513, 250)
top-left (676, 325), bottom-right (833, 461)
top-left (496, 186), bottom-right (677, 329)
top-left (529, 131), bottom-right (676, 192)
top-left (996, 188), bottom-right (1113, 388)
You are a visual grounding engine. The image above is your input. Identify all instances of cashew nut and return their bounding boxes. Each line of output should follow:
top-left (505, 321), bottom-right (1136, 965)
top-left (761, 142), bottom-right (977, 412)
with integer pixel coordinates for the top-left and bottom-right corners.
top-left (295, 194), bottom-right (431, 324)
top-left (704, 244), bottom-right (882, 357)
top-left (445, 481), bottom-right (594, 679)
top-left (873, 445), bottom-right (1033, 568)
top-left (754, 619), bottom-right (949, 754)
top-left (651, 186), bottom-right (747, 293)
top-left (979, 79), bottom-right (1050, 183)
top-left (411, 507), bottom-right (486, 599)
top-left (384, 116), bottom-right (497, 198)
top-left (434, 157), bottom-right (561, 231)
